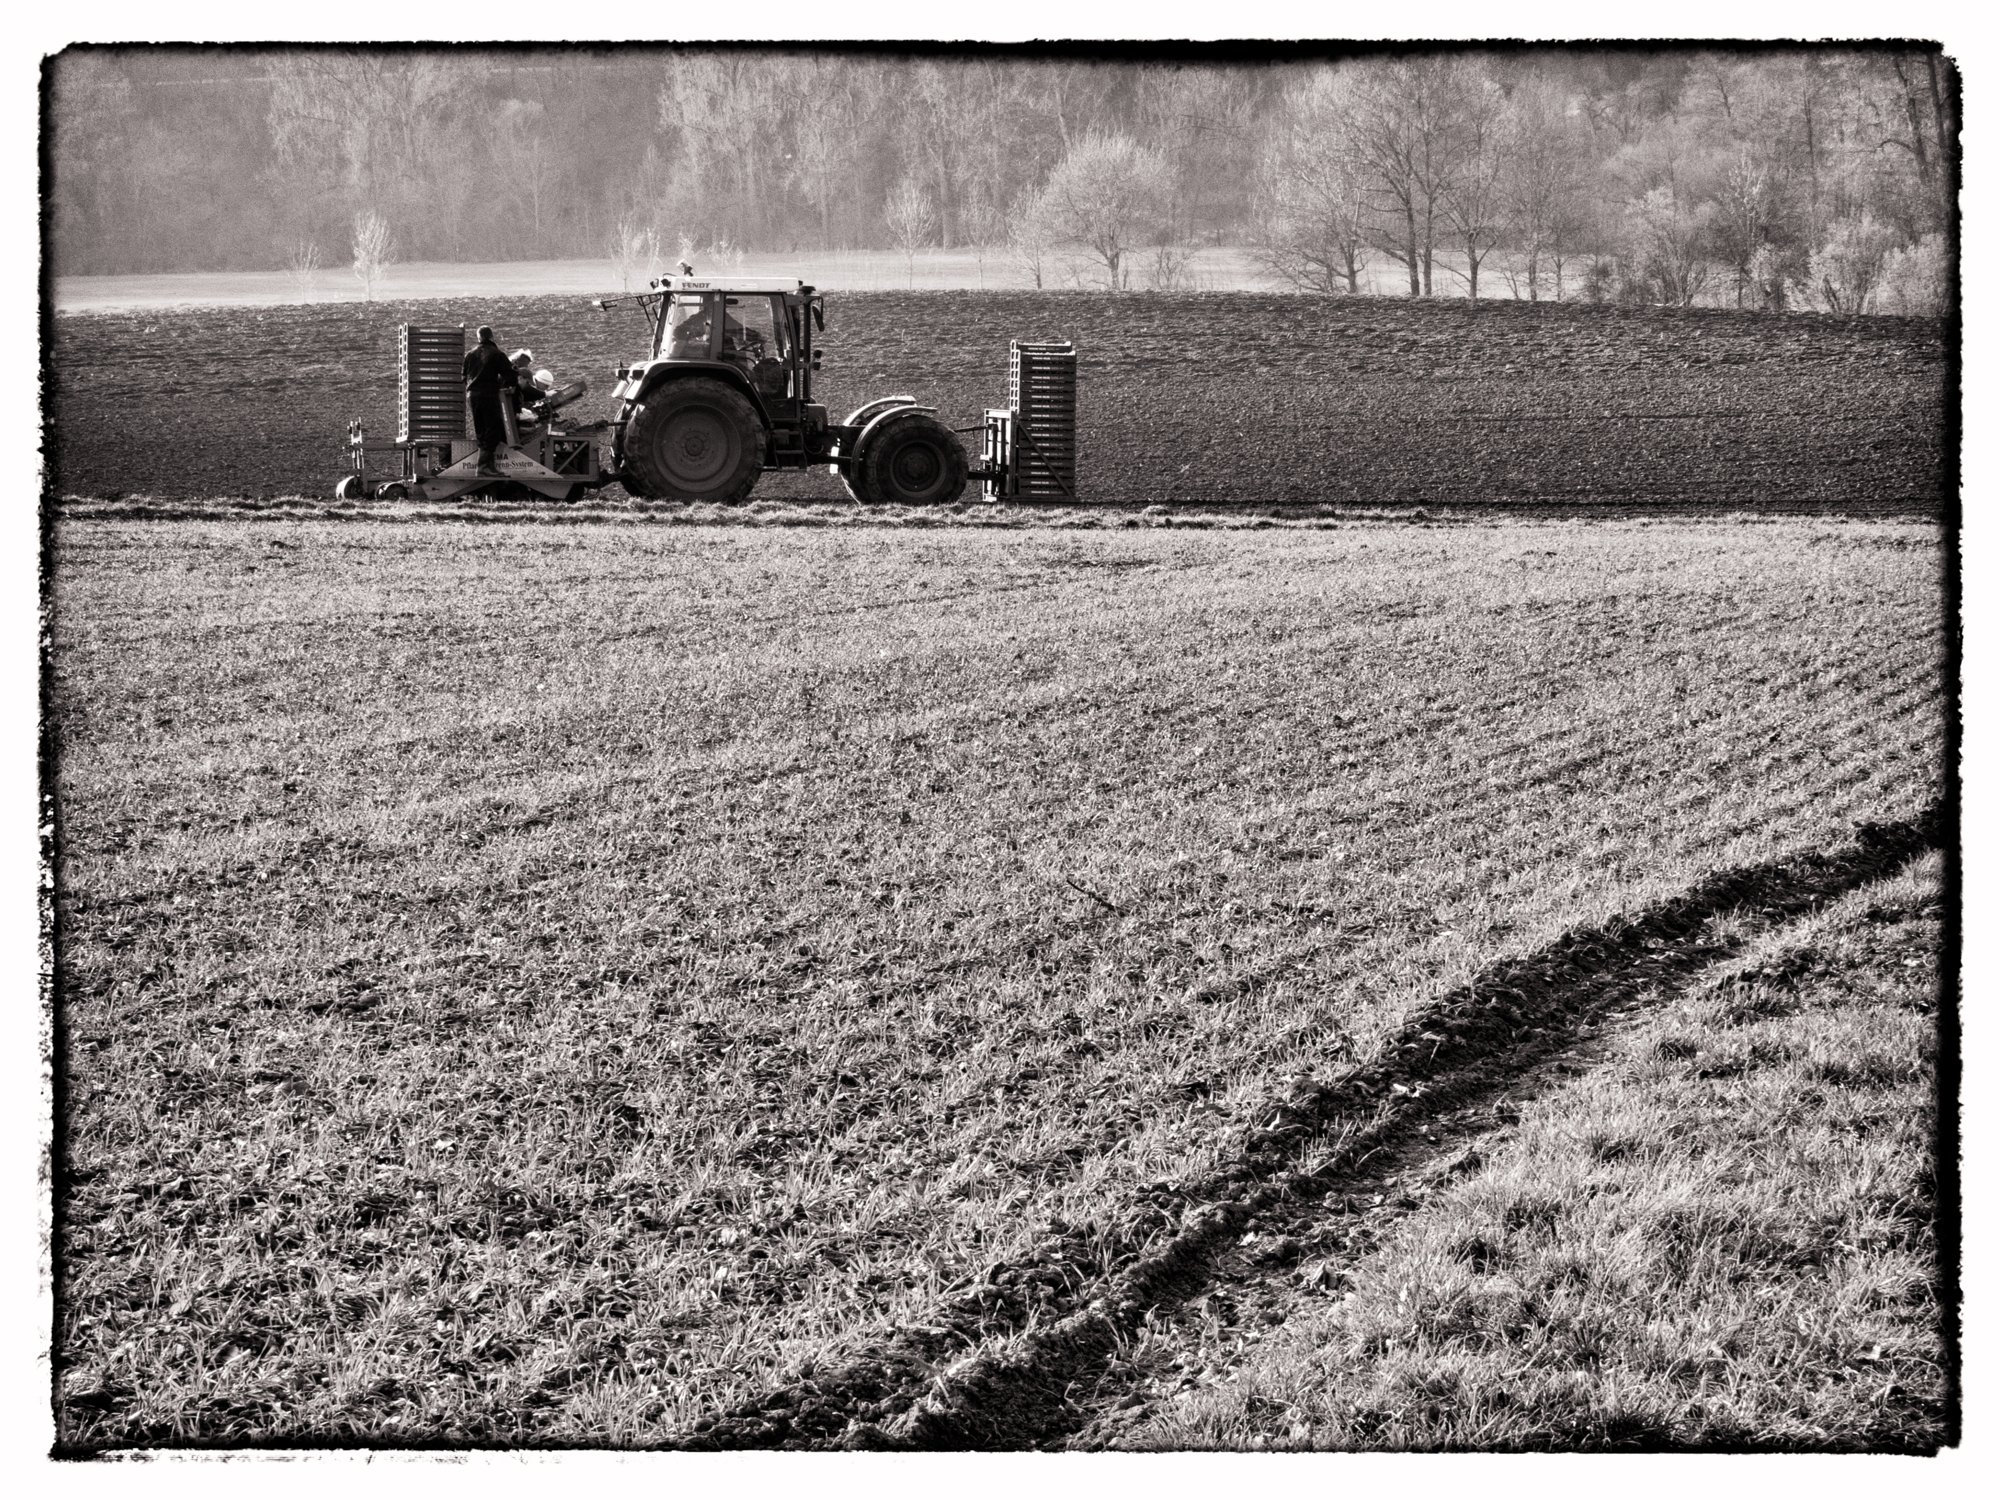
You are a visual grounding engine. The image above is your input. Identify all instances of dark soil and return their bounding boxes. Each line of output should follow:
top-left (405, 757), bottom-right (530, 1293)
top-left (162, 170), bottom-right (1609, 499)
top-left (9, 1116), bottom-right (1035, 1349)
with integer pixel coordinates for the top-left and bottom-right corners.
top-left (49, 291), bottom-right (1947, 512)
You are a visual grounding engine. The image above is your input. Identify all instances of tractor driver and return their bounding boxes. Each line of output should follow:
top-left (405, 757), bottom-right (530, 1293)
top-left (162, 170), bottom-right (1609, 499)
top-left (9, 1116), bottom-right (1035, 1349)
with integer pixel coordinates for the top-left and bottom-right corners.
top-left (463, 325), bottom-right (519, 477)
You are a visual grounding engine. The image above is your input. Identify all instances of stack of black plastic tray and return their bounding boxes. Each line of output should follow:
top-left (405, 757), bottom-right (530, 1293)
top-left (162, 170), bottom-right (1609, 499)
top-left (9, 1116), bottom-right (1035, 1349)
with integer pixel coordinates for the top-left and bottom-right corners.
top-left (1008, 340), bottom-right (1077, 501)
top-left (399, 325), bottom-right (467, 444)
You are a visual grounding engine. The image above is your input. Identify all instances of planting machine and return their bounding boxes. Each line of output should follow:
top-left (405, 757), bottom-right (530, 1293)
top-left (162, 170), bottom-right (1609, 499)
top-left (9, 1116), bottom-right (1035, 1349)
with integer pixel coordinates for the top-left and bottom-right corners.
top-left (340, 273), bottom-right (1077, 506)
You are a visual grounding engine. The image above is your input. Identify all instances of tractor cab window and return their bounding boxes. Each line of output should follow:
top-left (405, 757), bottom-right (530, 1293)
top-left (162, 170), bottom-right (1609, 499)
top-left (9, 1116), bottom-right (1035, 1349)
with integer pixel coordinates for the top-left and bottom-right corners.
top-left (721, 296), bottom-right (786, 365)
top-left (725, 295), bottom-right (792, 400)
top-left (660, 293), bottom-right (716, 360)
top-left (658, 292), bottom-right (790, 368)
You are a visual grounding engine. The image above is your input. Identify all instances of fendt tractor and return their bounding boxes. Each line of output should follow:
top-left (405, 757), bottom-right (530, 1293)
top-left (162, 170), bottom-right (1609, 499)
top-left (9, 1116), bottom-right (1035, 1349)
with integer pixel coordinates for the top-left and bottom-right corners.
top-left (341, 273), bottom-right (1077, 507)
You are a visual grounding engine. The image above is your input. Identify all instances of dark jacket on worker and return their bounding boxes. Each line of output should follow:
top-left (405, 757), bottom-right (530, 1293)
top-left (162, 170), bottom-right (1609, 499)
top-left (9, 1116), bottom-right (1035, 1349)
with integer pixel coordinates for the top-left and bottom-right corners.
top-left (463, 336), bottom-right (519, 458)
top-left (464, 337), bottom-right (519, 394)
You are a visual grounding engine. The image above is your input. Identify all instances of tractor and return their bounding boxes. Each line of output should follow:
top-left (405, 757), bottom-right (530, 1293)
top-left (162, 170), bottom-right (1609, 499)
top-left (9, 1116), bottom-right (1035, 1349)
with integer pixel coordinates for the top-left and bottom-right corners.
top-left (341, 272), bottom-right (1076, 506)
top-left (598, 273), bottom-right (968, 504)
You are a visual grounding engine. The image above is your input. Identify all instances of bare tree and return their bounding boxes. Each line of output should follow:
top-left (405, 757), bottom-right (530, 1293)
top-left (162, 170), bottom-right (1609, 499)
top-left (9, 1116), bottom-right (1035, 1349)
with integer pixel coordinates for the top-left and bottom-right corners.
top-left (1326, 57), bottom-right (1476, 296)
top-left (657, 51), bottom-right (783, 248)
top-left (789, 63), bottom-right (858, 249)
top-left (608, 217), bottom-right (661, 292)
top-left (1013, 59), bottom-right (1121, 156)
top-left (960, 196), bottom-right (1007, 289)
top-left (1437, 68), bottom-right (1509, 298)
top-left (1709, 149), bottom-right (1775, 308)
top-left (1791, 210), bottom-right (1899, 313)
top-left (1037, 132), bottom-right (1171, 291)
top-left (1883, 52), bottom-right (1952, 226)
top-left (1621, 187), bottom-right (1713, 305)
top-left (883, 176), bottom-right (937, 285)
top-left (492, 100), bottom-right (555, 256)
top-left (284, 238), bottom-right (322, 302)
top-left (1252, 68), bottom-right (1372, 294)
top-left (906, 61), bottom-right (988, 248)
top-left (1874, 231), bottom-right (1948, 316)
top-left (1497, 73), bottom-right (1598, 300)
top-left (1006, 186), bottom-right (1056, 289)
top-left (1135, 63), bottom-right (1259, 245)
top-left (1145, 242), bottom-right (1197, 291)
top-left (351, 210), bottom-right (395, 301)
top-left (268, 54), bottom-right (472, 260)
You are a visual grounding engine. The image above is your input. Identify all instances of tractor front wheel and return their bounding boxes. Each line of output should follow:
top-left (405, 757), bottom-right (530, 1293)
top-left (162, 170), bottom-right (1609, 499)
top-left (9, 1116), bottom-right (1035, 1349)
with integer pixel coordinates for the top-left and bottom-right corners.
top-left (335, 474), bottom-right (368, 501)
top-left (621, 378), bottom-right (766, 503)
top-left (858, 413), bottom-right (967, 505)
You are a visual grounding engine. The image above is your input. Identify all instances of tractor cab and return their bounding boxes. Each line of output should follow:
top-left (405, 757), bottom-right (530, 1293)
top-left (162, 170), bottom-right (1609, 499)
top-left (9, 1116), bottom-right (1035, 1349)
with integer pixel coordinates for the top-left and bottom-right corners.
top-left (641, 275), bottom-right (821, 403)
top-left (657, 287), bottom-right (790, 402)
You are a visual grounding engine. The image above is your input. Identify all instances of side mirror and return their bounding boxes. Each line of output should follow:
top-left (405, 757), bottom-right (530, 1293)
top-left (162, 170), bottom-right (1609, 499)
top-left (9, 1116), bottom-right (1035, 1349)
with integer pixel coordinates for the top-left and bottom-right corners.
top-left (812, 303), bottom-right (825, 333)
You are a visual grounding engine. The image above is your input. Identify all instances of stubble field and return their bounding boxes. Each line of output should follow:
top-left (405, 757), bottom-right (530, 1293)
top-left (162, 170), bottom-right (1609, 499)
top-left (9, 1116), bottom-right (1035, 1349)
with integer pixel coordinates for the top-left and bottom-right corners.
top-left (49, 292), bottom-right (1946, 512)
top-left (50, 512), bottom-right (1948, 1450)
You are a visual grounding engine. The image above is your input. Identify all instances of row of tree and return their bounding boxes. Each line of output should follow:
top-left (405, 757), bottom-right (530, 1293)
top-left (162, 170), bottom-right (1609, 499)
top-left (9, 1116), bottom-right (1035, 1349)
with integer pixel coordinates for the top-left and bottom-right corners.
top-left (48, 46), bottom-right (1955, 314)
top-left (1246, 51), bottom-right (1953, 313)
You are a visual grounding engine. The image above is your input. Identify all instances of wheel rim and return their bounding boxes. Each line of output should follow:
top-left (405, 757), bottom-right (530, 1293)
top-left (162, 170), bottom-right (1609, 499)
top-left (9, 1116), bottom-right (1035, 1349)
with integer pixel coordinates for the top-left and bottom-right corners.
top-left (655, 404), bottom-right (738, 489)
top-left (889, 439), bottom-right (944, 497)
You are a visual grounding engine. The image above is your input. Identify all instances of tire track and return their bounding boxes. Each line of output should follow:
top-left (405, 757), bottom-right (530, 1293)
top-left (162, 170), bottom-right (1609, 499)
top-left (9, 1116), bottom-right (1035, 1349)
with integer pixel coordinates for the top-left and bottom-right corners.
top-left (1060, 847), bottom-right (1948, 1451)
top-left (674, 805), bottom-right (1943, 1449)
top-left (671, 670), bottom-right (1945, 1408)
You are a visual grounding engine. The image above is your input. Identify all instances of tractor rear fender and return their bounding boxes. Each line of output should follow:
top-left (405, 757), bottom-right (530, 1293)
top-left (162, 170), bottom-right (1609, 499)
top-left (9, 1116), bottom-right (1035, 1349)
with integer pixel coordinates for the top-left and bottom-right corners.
top-left (844, 396), bottom-right (921, 430)
top-left (825, 396), bottom-right (918, 468)
top-left (842, 402), bottom-right (937, 468)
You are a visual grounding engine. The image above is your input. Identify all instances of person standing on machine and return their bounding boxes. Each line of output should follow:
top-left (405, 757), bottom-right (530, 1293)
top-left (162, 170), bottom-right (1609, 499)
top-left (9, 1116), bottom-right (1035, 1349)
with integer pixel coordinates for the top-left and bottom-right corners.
top-left (463, 325), bottom-right (518, 477)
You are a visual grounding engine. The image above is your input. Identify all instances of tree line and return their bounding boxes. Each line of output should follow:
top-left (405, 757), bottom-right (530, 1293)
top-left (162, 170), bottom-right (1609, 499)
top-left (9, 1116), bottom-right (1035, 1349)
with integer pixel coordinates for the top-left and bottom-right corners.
top-left (48, 45), bottom-right (1955, 314)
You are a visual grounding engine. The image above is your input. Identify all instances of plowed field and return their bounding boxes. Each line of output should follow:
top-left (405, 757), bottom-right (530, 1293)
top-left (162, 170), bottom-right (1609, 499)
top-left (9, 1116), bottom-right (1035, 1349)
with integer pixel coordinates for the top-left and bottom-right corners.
top-left (49, 293), bottom-right (1946, 511)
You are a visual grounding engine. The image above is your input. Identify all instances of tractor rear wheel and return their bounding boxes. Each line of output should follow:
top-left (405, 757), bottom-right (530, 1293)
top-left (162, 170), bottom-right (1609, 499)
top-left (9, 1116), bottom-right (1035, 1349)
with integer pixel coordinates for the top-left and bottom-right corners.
top-left (621, 377), bottom-right (766, 503)
top-left (858, 413), bottom-right (967, 505)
